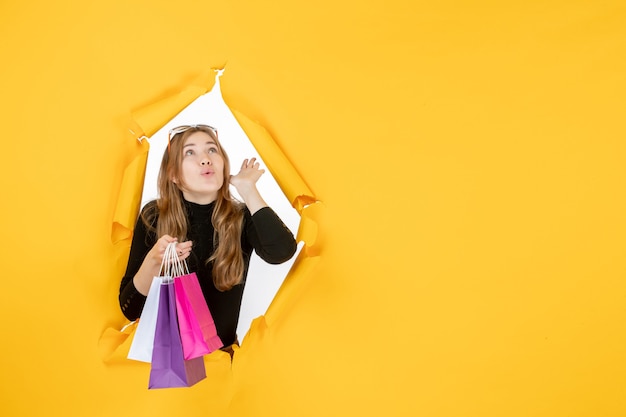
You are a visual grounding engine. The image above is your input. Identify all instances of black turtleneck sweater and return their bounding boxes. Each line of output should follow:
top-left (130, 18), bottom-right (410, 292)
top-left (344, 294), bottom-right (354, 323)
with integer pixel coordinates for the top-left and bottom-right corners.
top-left (119, 199), bottom-right (297, 347)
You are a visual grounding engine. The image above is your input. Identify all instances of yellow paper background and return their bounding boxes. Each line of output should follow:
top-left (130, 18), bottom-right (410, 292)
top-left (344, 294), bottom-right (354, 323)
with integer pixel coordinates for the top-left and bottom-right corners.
top-left (1, 1), bottom-right (625, 416)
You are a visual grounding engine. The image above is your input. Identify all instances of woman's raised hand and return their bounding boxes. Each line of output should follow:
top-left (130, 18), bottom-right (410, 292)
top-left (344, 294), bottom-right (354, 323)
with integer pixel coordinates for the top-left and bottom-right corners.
top-left (229, 157), bottom-right (268, 215)
top-left (230, 158), bottom-right (265, 191)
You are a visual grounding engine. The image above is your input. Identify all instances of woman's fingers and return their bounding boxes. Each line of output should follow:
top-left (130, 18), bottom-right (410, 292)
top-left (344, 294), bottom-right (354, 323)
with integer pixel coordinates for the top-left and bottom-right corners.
top-left (231, 158), bottom-right (265, 191)
top-left (151, 236), bottom-right (175, 261)
top-left (153, 236), bottom-right (195, 263)
top-left (175, 241), bottom-right (193, 259)
top-left (241, 157), bottom-right (261, 170)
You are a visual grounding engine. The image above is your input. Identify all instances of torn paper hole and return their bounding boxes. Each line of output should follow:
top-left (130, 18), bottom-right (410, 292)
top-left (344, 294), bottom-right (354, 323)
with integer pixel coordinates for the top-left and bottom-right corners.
top-left (139, 72), bottom-right (303, 340)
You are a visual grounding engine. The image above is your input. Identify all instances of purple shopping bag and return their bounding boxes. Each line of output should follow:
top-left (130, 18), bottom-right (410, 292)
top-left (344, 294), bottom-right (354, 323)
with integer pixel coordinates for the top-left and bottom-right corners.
top-left (175, 272), bottom-right (223, 354)
top-left (148, 279), bottom-right (206, 389)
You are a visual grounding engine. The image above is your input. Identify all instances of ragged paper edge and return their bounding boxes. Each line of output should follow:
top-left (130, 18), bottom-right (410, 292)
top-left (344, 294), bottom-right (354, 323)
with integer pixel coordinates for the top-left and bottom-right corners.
top-left (111, 142), bottom-right (149, 244)
top-left (110, 69), bottom-right (218, 243)
top-left (129, 70), bottom-right (218, 140)
top-left (263, 202), bottom-right (324, 321)
top-left (235, 252), bottom-right (322, 363)
top-left (98, 321), bottom-right (140, 365)
top-left (101, 67), bottom-right (324, 364)
top-left (229, 108), bottom-right (315, 210)
top-left (225, 110), bottom-right (324, 350)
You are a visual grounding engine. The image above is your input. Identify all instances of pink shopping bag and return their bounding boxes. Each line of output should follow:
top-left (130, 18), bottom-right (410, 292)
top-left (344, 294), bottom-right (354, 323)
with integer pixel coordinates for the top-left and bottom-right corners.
top-left (175, 272), bottom-right (223, 357)
top-left (174, 273), bottom-right (210, 360)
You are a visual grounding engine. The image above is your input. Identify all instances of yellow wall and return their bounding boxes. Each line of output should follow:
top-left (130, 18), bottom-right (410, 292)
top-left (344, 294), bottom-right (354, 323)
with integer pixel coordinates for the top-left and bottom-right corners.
top-left (1, 1), bottom-right (625, 416)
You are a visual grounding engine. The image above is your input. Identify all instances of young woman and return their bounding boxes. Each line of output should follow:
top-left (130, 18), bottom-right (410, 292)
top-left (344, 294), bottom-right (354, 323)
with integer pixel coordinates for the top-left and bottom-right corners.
top-left (119, 124), bottom-right (297, 352)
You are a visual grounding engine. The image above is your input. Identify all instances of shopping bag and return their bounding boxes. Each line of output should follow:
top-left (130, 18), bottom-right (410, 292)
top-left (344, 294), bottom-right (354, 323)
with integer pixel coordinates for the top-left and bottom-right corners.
top-left (175, 272), bottom-right (223, 359)
top-left (148, 278), bottom-right (206, 389)
top-left (127, 242), bottom-right (179, 363)
top-left (127, 276), bottom-right (165, 362)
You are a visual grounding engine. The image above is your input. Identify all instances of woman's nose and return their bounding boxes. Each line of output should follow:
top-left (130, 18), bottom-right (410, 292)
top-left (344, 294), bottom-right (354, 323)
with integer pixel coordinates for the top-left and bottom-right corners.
top-left (201, 158), bottom-right (212, 165)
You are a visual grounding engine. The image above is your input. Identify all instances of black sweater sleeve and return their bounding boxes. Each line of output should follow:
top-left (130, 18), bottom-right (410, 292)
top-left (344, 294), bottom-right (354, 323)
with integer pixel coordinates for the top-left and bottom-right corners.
top-left (244, 206), bottom-right (298, 264)
top-left (118, 204), bottom-right (157, 320)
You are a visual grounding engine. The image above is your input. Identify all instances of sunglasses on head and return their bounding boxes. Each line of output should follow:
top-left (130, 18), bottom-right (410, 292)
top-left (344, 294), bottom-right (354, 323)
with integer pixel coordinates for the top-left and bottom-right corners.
top-left (167, 124), bottom-right (218, 152)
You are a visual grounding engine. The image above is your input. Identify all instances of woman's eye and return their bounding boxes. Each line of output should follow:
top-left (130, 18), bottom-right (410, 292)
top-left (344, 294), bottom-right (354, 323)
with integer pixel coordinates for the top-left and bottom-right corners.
top-left (184, 150), bottom-right (194, 156)
top-left (208, 147), bottom-right (218, 154)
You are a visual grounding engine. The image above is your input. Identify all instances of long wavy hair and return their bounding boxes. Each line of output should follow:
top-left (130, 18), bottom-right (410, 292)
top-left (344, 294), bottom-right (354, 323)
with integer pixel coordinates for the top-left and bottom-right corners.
top-left (141, 125), bottom-right (245, 291)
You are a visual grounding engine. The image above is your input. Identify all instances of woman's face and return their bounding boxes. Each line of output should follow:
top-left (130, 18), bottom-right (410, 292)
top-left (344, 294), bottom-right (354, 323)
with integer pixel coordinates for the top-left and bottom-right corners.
top-left (176, 130), bottom-right (225, 204)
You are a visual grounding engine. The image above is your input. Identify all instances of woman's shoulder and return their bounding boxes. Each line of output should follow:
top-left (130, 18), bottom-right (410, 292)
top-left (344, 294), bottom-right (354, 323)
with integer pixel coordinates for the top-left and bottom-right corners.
top-left (139, 200), bottom-right (159, 227)
top-left (141, 199), bottom-right (157, 209)
top-left (140, 200), bottom-right (159, 215)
